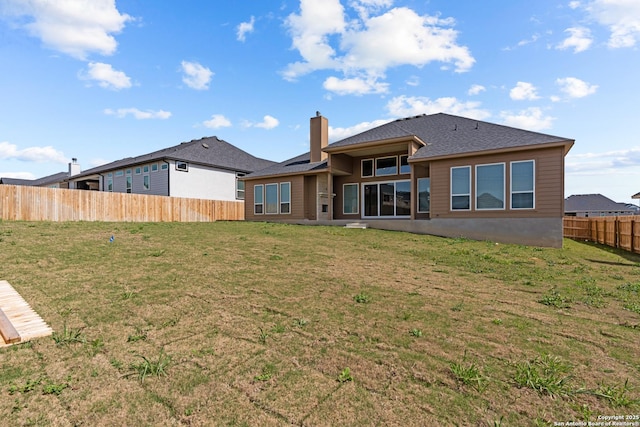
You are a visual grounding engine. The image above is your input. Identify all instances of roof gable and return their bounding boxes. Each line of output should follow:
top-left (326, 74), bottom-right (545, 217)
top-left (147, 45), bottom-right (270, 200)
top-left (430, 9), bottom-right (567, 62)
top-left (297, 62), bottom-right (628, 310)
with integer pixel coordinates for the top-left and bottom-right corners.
top-left (565, 194), bottom-right (635, 212)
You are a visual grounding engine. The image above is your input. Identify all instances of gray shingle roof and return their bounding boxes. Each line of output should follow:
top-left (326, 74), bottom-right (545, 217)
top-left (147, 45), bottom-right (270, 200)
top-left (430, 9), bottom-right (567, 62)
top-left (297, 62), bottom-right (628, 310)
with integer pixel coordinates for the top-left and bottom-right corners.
top-left (245, 112), bottom-right (573, 179)
top-left (244, 152), bottom-right (328, 179)
top-left (73, 136), bottom-right (275, 179)
top-left (565, 194), bottom-right (637, 213)
top-left (0, 171), bottom-right (69, 187)
top-left (331, 113), bottom-right (572, 159)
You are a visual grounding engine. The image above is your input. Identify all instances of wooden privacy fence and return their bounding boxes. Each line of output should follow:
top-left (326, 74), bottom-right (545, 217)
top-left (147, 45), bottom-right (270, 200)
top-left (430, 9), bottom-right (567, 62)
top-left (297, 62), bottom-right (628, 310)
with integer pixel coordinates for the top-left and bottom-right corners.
top-left (563, 216), bottom-right (640, 255)
top-left (0, 185), bottom-right (244, 222)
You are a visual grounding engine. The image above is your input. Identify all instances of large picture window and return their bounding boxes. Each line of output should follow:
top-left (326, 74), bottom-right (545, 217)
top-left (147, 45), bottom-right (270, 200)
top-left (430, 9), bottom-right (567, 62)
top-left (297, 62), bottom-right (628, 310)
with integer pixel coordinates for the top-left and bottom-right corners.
top-left (451, 166), bottom-right (471, 210)
top-left (343, 183), bottom-right (359, 214)
top-left (254, 184), bottom-right (264, 214)
top-left (280, 182), bottom-right (291, 214)
top-left (511, 160), bottom-right (535, 209)
top-left (363, 180), bottom-right (410, 218)
top-left (417, 178), bottom-right (430, 213)
top-left (265, 183), bottom-right (278, 214)
top-left (476, 163), bottom-right (505, 210)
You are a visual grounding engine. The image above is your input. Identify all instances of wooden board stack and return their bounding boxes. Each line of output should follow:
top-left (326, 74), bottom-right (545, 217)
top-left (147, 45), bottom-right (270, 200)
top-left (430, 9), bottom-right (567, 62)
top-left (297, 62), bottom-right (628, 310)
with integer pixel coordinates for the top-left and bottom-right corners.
top-left (0, 280), bottom-right (53, 347)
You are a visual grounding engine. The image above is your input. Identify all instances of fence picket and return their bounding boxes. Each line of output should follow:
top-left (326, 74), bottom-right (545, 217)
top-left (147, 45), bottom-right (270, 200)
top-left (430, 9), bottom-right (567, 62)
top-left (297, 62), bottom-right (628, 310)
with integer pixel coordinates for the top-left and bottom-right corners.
top-left (564, 215), bottom-right (640, 255)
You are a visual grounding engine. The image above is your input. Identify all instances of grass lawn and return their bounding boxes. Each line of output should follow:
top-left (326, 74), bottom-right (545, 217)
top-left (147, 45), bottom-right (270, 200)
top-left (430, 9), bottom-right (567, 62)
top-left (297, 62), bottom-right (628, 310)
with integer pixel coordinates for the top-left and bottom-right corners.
top-left (0, 220), bottom-right (639, 426)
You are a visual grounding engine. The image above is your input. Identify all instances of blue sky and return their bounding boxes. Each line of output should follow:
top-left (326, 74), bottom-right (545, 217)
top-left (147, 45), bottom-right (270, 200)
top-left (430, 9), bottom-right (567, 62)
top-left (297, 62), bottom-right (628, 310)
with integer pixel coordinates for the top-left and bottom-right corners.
top-left (1, 0), bottom-right (639, 204)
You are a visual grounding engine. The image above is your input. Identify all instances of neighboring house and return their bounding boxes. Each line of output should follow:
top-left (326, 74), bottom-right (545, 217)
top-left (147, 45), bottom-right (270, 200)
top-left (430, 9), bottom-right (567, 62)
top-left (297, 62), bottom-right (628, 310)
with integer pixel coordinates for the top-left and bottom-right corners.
top-left (633, 192), bottom-right (640, 200)
top-left (0, 159), bottom-right (82, 188)
top-left (243, 112), bottom-right (575, 247)
top-left (565, 194), bottom-right (640, 217)
top-left (68, 137), bottom-right (275, 201)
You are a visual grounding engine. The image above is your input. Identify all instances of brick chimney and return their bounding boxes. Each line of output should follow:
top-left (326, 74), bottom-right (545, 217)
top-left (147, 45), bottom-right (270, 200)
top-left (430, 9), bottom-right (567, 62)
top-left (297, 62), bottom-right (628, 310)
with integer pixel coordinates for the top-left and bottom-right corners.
top-left (310, 112), bottom-right (328, 163)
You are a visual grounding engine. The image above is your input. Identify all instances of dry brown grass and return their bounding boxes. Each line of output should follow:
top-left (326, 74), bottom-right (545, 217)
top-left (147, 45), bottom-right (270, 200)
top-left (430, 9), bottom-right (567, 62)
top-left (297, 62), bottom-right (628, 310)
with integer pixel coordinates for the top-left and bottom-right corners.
top-left (0, 220), bottom-right (639, 426)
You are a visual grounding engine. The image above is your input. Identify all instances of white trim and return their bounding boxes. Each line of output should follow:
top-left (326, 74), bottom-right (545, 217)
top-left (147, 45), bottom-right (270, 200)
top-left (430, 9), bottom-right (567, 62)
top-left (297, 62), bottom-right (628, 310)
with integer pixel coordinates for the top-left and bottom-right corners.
top-left (265, 183), bottom-right (278, 214)
top-left (280, 182), bottom-right (291, 215)
top-left (417, 177), bottom-right (430, 213)
top-left (361, 158), bottom-right (374, 178)
top-left (254, 184), bottom-right (264, 215)
top-left (343, 183), bottom-right (359, 215)
top-left (475, 162), bottom-right (505, 211)
top-left (450, 166), bottom-right (471, 211)
top-left (361, 179), bottom-right (411, 218)
top-left (176, 161), bottom-right (188, 172)
top-left (375, 155), bottom-right (398, 176)
top-left (510, 160), bottom-right (536, 210)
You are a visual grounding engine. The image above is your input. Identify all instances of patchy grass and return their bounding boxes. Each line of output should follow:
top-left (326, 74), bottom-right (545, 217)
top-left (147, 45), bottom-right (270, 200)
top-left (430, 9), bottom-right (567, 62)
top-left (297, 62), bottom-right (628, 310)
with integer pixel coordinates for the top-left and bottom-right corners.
top-left (0, 221), bottom-right (639, 425)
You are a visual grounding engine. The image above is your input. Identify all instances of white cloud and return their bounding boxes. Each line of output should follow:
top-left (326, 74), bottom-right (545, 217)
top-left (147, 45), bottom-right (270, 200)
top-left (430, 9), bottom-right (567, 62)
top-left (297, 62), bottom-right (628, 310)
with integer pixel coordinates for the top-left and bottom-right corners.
top-left (509, 82), bottom-right (540, 101)
top-left (566, 147), bottom-right (640, 175)
top-left (104, 108), bottom-right (171, 120)
top-left (0, 141), bottom-right (67, 163)
top-left (237, 16), bottom-right (255, 42)
top-left (468, 84), bottom-right (486, 96)
top-left (203, 114), bottom-right (232, 129)
top-left (405, 75), bottom-right (420, 86)
top-left (557, 27), bottom-right (593, 52)
top-left (283, 1), bottom-right (474, 92)
top-left (0, 0), bottom-right (132, 60)
top-left (500, 107), bottom-right (555, 131)
top-left (81, 62), bottom-right (131, 90)
top-left (585, 0), bottom-right (640, 48)
top-left (244, 115), bottom-right (280, 130)
top-left (385, 95), bottom-right (491, 120)
top-left (569, 1), bottom-right (581, 9)
top-left (181, 61), bottom-right (213, 90)
top-left (0, 171), bottom-right (35, 180)
top-left (323, 75), bottom-right (389, 95)
top-left (329, 119), bottom-right (391, 142)
top-left (556, 77), bottom-right (598, 98)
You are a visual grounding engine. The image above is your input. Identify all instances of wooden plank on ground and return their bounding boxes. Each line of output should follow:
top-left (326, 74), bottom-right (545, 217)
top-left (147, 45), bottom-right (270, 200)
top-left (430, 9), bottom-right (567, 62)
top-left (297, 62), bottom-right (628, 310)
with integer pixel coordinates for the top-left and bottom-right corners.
top-left (0, 306), bottom-right (21, 344)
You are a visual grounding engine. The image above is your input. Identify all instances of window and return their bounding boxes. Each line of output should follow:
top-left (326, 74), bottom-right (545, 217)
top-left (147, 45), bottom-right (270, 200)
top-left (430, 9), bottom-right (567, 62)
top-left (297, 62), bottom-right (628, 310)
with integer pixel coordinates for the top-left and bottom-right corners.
top-left (107, 177), bottom-right (113, 192)
top-left (265, 183), bottom-right (278, 214)
top-left (135, 167), bottom-right (141, 175)
top-left (511, 160), bottom-right (535, 209)
top-left (236, 174), bottom-right (245, 200)
top-left (280, 182), bottom-right (291, 214)
top-left (143, 175), bottom-right (150, 190)
top-left (476, 163), bottom-right (505, 210)
top-left (126, 176), bottom-right (132, 193)
top-left (176, 161), bottom-right (188, 171)
top-left (376, 156), bottom-right (397, 176)
top-left (362, 159), bottom-right (374, 177)
top-left (363, 180), bottom-right (410, 217)
top-left (143, 165), bottom-right (149, 173)
top-left (161, 163), bottom-right (168, 170)
top-left (451, 166), bottom-right (471, 210)
top-left (343, 183), bottom-right (359, 214)
top-left (126, 169), bottom-right (131, 175)
top-left (254, 184), bottom-right (264, 214)
top-left (115, 170), bottom-right (123, 177)
top-left (151, 163), bottom-right (158, 172)
top-left (400, 155), bottom-right (410, 174)
top-left (417, 178), bottom-right (430, 213)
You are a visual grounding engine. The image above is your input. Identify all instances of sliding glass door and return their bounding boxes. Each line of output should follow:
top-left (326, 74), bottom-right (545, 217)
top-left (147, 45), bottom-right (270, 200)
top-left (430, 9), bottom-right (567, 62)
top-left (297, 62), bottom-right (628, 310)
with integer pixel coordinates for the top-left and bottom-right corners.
top-left (363, 180), bottom-right (410, 218)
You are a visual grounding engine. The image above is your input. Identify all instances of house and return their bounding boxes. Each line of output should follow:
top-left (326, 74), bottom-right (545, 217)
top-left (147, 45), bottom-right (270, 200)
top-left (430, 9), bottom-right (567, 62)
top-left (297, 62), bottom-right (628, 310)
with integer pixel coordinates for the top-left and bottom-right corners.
top-left (0, 159), bottom-right (82, 188)
top-left (633, 192), bottom-right (640, 200)
top-left (565, 194), bottom-right (640, 217)
top-left (242, 112), bottom-right (575, 247)
top-left (67, 137), bottom-right (275, 201)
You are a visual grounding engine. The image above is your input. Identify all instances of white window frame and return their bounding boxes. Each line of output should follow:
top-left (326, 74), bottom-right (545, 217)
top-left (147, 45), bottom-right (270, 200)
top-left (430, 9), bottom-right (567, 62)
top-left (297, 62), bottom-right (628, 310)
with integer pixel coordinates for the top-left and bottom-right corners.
top-left (135, 167), bottom-right (141, 175)
top-left (375, 156), bottom-right (398, 176)
top-left (143, 174), bottom-right (150, 191)
top-left (510, 160), bottom-right (535, 210)
top-left (450, 166), bottom-right (471, 211)
top-left (280, 182), bottom-right (291, 214)
top-left (161, 163), bottom-right (169, 171)
top-left (115, 170), bottom-right (123, 177)
top-left (343, 183), bottom-right (359, 215)
top-left (475, 163), bottom-right (505, 211)
top-left (254, 184), bottom-right (264, 215)
top-left (176, 161), bottom-right (188, 172)
top-left (151, 163), bottom-right (158, 172)
top-left (361, 180), bottom-right (411, 218)
top-left (361, 159), bottom-right (374, 178)
top-left (399, 155), bottom-right (410, 174)
top-left (236, 174), bottom-right (245, 200)
top-left (265, 183), bottom-right (278, 214)
top-left (417, 177), bottom-right (430, 213)
top-left (126, 176), bottom-right (132, 193)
